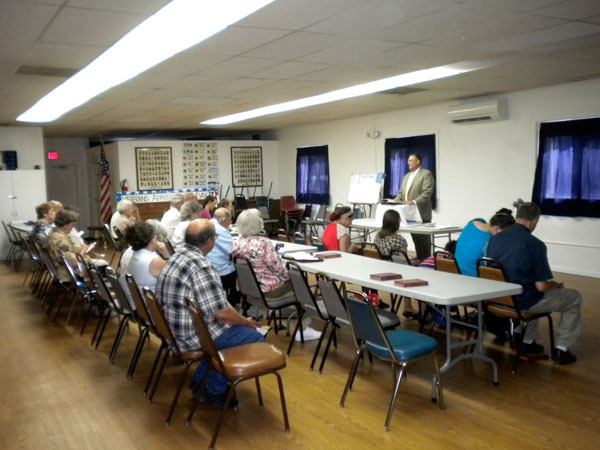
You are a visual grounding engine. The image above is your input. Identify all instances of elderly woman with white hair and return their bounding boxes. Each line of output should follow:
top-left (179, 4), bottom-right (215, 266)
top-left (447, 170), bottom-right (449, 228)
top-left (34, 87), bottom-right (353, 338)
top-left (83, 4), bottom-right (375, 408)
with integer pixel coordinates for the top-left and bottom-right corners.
top-left (171, 200), bottom-right (202, 250)
top-left (160, 194), bottom-right (184, 239)
top-left (110, 199), bottom-right (138, 239)
top-left (232, 209), bottom-right (321, 341)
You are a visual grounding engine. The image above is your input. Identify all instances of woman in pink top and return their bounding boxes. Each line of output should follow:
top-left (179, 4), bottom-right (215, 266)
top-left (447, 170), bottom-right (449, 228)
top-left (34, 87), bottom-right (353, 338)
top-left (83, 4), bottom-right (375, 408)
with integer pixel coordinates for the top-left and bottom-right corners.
top-left (200, 195), bottom-right (217, 219)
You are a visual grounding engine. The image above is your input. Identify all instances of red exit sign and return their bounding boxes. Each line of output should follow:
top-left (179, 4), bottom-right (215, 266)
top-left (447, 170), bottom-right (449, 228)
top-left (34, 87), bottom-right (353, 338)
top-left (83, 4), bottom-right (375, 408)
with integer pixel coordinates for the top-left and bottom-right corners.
top-left (47, 151), bottom-right (59, 160)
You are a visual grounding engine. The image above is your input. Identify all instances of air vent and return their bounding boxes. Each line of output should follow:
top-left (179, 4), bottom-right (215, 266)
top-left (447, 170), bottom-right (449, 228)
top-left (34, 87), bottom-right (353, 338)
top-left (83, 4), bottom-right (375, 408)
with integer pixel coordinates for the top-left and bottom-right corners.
top-left (380, 87), bottom-right (426, 95)
top-left (15, 65), bottom-right (77, 78)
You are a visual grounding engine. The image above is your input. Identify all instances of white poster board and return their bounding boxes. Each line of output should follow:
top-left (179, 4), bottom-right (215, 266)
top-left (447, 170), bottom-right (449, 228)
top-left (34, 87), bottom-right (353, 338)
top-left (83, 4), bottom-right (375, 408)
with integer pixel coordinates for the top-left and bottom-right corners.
top-left (347, 173), bottom-right (384, 204)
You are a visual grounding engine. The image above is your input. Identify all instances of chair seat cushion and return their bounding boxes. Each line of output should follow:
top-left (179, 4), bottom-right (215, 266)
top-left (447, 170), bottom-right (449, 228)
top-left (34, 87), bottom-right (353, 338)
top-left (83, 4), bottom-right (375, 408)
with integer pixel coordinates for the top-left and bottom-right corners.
top-left (264, 291), bottom-right (297, 309)
top-left (376, 309), bottom-right (401, 329)
top-left (366, 329), bottom-right (437, 362)
top-left (218, 343), bottom-right (286, 379)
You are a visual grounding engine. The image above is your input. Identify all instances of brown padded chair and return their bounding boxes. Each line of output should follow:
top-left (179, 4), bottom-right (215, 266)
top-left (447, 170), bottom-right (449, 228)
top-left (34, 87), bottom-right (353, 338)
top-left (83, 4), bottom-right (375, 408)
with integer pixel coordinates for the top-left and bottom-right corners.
top-left (477, 258), bottom-right (555, 374)
top-left (184, 298), bottom-right (289, 450)
top-left (142, 288), bottom-right (205, 426)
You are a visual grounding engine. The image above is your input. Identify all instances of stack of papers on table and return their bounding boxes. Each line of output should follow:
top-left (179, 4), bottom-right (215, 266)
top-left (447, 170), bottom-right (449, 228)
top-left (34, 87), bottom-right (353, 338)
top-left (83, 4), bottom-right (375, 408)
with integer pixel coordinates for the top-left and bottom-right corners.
top-left (282, 252), bottom-right (321, 262)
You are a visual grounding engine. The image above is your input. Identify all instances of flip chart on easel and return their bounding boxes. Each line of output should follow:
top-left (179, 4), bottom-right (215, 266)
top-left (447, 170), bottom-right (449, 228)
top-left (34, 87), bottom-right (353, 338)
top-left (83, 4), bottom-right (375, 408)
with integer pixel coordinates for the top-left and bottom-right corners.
top-left (347, 173), bottom-right (385, 204)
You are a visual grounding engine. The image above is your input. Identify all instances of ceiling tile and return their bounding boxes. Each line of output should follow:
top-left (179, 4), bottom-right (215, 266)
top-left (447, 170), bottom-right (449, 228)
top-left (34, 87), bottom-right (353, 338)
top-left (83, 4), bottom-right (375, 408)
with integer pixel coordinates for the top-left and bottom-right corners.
top-left (0, 32), bottom-right (35, 71)
top-left (250, 61), bottom-right (332, 79)
top-left (0, 0), bottom-right (59, 39)
top-left (238, 0), bottom-right (369, 30)
top-left (298, 38), bottom-right (403, 64)
top-left (197, 56), bottom-right (281, 77)
top-left (168, 96), bottom-right (234, 106)
top-left (209, 77), bottom-right (278, 95)
top-left (40, 6), bottom-right (145, 46)
top-left (153, 52), bottom-right (230, 76)
top-left (243, 32), bottom-right (346, 60)
top-left (462, 0), bottom-right (565, 13)
top-left (532, 0), bottom-right (600, 20)
top-left (22, 42), bottom-right (105, 69)
top-left (187, 26), bottom-right (291, 57)
top-left (65, 0), bottom-right (169, 15)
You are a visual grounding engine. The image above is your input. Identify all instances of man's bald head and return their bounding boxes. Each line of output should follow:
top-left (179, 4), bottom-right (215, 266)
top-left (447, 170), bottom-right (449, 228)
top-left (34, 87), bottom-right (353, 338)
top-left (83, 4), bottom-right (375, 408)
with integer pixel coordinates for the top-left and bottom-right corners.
top-left (213, 207), bottom-right (231, 226)
top-left (185, 219), bottom-right (216, 254)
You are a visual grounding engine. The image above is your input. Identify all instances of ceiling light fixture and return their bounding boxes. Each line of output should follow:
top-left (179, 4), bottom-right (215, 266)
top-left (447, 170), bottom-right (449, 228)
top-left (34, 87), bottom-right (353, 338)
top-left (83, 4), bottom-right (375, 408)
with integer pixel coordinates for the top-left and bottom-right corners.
top-left (17, 0), bottom-right (275, 123)
top-left (201, 65), bottom-right (470, 125)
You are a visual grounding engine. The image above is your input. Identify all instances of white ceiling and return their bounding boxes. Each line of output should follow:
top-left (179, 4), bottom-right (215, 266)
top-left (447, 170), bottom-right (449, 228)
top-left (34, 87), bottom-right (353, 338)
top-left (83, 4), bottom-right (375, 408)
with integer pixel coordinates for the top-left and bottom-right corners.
top-left (1, 0), bottom-right (600, 138)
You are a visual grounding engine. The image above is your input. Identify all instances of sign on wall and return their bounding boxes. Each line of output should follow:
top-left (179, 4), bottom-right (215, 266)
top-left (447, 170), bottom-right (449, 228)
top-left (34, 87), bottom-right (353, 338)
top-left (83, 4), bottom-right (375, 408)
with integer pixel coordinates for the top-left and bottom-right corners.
top-left (182, 142), bottom-right (220, 188)
top-left (231, 146), bottom-right (263, 187)
top-left (135, 147), bottom-right (173, 191)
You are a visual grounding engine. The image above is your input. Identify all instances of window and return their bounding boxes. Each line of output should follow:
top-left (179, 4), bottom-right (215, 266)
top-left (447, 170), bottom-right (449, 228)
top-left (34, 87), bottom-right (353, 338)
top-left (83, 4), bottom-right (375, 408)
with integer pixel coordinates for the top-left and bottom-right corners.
top-left (296, 145), bottom-right (330, 204)
top-left (532, 117), bottom-right (600, 218)
top-left (383, 134), bottom-right (437, 208)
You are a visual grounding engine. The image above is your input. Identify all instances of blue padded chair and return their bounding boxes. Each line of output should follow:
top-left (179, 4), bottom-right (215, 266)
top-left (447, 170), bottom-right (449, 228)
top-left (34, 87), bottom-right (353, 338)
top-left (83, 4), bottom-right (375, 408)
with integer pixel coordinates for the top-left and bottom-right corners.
top-left (341, 290), bottom-right (445, 431)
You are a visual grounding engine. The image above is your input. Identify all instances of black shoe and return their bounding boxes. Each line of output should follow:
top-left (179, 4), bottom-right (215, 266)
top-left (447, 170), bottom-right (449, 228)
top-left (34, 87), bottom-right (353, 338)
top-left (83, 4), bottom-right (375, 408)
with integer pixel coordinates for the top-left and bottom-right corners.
top-left (521, 341), bottom-right (544, 354)
top-left (552, 349), bottom-right (577, 365)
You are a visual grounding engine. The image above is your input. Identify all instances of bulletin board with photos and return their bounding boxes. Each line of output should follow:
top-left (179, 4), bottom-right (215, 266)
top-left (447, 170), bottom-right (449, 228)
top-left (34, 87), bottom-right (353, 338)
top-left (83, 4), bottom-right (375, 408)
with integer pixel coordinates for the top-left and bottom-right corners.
top-left (231, 146), bottom-right (263, 187)
top-left (182, 142), bottom-right (220, 188)
top-left (135, 147), bottom-right (173, 191)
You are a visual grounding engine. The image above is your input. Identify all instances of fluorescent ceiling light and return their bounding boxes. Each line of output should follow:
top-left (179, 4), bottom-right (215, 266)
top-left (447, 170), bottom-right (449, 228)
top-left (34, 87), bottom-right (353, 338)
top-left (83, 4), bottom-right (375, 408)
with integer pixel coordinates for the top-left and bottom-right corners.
top-left (201, 65), bottom-right (470, 125)
top-left (17, 0), bottom-right (275, 123)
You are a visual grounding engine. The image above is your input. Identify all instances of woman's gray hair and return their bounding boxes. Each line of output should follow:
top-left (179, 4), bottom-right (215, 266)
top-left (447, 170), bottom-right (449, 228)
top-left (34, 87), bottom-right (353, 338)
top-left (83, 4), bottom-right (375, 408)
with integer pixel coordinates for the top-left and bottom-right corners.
top-left (145, 219), bottom-right (169, 243)
top-left (117, 199), bottom-right (134, 214)
top-left (235, 208), bottom-right (264, 237)
top-left (180, 200), bottom-right (201, 221)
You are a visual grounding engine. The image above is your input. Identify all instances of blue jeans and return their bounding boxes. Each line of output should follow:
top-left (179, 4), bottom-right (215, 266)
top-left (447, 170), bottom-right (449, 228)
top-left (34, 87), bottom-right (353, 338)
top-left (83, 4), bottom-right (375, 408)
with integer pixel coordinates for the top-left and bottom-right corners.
top-left (192, 326), bottom-right (264, 398)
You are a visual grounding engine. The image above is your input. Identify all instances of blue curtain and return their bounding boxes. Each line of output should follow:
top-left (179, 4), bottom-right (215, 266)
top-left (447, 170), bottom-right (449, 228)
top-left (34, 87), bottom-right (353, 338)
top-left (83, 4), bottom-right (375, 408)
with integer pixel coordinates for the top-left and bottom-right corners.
top-left (532, 118), bottom-right (600, 218)
top-left (383, 134), bottom-right (437, 208)
top-left (296, 145), bottom-right (330, 204)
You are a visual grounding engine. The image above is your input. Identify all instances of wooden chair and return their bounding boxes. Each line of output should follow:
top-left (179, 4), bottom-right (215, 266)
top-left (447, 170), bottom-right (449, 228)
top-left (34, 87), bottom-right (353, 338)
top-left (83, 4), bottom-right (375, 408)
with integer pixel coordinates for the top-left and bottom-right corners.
top-left (477, 258), bottom-right (555, 373)
top-left (342, 290), bottom-right (444, 431)
top-left (184, 298), bottom-right (289, 450)
top-left (142, 288), bottom-right (205, 426)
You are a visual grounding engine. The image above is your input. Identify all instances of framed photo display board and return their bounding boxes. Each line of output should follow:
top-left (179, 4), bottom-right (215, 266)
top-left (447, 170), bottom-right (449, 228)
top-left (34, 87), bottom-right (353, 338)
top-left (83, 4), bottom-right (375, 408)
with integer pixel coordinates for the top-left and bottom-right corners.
top-left (135, 147), bottom-right (173, 191)
top-left (231, 146), bottom-right (263, 187)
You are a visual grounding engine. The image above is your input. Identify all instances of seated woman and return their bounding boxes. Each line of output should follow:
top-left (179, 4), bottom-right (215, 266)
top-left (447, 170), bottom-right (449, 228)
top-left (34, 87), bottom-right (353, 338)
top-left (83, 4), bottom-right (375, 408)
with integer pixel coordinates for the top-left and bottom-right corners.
top-left (120, 222), bottom-right (169, 298)
top-left (30, 202), bottom-right (56, 246)
top-left (373, 210), bottom-right (408, 259)
top-left (454, 208), bottom-right (515, 277)
top-left (171, 200), bottom-right (201, 250)
top-left (322, 205), bottom-right (360, 253)
top-left (232, 209), bottom-right (320, 341)
top-left (110, 200), bottom-right (138, 239)
top-left (199, 195), bottom-right (217, 219)
top-left (120, 219), bottom-right (171, 272)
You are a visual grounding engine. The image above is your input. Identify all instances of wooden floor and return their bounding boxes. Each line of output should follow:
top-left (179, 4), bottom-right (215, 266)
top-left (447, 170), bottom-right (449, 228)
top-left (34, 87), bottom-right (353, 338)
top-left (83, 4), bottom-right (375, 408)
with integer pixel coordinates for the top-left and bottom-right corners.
top-left (1, 262), bottom-right (599, 450)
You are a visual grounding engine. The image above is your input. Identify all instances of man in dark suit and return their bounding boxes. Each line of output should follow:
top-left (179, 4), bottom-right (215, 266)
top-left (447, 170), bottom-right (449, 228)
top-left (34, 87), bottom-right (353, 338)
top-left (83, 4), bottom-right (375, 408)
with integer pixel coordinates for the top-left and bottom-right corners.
top-left (393, 153), bottom-right (435, 261)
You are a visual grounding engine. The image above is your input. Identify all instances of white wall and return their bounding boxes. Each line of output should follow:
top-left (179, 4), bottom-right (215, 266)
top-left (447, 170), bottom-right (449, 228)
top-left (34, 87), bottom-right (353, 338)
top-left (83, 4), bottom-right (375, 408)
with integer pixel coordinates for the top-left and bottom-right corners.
top-left (273, 78), bottom-right (600, 278)
top-left (0, 126), bottom-right (45, 170)
top-left (111, 140), bottom-right (280, 198)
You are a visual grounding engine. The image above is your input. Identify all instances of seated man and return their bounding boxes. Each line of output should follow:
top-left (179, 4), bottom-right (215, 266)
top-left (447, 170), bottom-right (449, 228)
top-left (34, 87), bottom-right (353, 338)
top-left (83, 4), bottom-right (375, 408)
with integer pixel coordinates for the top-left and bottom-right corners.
top-left (487, 202), bottom-right (582, 365)
top-left (110, 199), bottom-right (138, 238)
top-left (155, 219), bottom-right (263, 406)
top-left (160, 194), bottom-right (183, 239)
top-left (207, 207), bottom-right (240, 305)
top-left (30, 202), bottom-right (56, 247)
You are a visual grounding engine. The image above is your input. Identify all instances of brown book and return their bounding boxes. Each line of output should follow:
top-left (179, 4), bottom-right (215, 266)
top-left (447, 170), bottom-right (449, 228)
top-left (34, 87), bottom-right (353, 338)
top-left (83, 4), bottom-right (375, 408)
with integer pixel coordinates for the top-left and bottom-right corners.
top-left (370, 273), bottom-right (403, 281)
top-left (315, 251), bottom-right (342, 259)
top-left (394, 279), bottom-right (429, 287)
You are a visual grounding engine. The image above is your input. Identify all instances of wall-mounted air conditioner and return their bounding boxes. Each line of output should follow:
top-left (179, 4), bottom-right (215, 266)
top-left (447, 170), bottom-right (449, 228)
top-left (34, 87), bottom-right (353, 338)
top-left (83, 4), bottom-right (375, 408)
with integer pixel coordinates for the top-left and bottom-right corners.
top-left (448, 98), bottom-right (508, 123)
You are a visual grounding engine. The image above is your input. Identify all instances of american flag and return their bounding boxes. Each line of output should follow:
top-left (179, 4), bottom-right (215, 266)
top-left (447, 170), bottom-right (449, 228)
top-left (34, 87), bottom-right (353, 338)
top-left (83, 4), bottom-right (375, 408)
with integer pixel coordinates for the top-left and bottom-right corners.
top-left (99, 142), bottom-right (112, 223)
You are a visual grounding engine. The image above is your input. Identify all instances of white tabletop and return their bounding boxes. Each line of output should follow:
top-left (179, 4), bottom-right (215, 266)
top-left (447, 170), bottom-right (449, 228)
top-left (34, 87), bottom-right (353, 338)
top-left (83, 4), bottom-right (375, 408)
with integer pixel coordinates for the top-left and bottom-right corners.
top-left (10, 220), bottom-right (33, 234)
top-left (294, 252), bottom-right (521, 306)
top-left (274, 240), bottom-right (317, 254)
top-left (352, 218), bottom-right (462, 235)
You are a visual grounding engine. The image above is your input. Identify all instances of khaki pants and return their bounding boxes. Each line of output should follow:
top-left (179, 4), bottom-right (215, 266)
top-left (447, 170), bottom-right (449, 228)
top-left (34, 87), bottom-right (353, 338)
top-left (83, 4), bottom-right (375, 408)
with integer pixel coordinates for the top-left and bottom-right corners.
top-left (524, 287), bottom-right (582, 349)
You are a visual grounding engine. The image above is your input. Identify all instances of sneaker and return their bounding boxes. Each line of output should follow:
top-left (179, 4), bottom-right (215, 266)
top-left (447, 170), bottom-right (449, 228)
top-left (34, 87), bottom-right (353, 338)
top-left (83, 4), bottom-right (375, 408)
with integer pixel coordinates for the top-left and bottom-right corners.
top-left (552, 349), bottom-right (577, 365)
top-left (295, 326), bottom-right (322, 342)
top-left (522, 341), bottom-right (544, 354)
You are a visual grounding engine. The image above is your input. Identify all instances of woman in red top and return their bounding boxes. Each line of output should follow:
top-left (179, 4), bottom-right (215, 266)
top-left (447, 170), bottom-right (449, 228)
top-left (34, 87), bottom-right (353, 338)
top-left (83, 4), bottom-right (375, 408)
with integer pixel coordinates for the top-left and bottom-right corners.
top-left (322, 206), bottom-right (361, 253)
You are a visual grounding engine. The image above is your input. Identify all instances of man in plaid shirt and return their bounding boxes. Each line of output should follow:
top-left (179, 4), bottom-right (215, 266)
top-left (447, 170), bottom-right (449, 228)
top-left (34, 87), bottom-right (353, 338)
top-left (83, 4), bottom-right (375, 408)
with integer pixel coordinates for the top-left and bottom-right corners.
top-left (156, 219), bottom-right (263, 403)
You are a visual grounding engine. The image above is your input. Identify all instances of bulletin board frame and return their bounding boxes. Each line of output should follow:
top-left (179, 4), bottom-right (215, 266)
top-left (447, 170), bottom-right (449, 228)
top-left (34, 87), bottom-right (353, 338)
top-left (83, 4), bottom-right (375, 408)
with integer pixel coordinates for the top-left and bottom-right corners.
top-left (230, 146), bottom-right (263, 187)
top-left (135, 146), bottom-right (174, 191)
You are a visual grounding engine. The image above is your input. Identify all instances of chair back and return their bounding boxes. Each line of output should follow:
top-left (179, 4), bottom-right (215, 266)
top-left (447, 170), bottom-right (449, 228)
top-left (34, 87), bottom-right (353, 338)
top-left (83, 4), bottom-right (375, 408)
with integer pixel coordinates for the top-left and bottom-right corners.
top-left (36, 243), bottom-right (61, 280)
top-left (23, 238), bottom-right (40, 262)
top-left (317, 274), bottom-right (348, 321)
top-left (142, 288), bottom-right (180, 352)
top-left (184, 298), bottom-right (227, 375)
top-left (103, 267), bottom-right (133, 314)
top-left (276, 230), bottom-right (291, 242)
top-left (374, 244), bottom-right (391, 261)
top-left (345, 290), bottom-right (390, 352)
top-left (2, 220), bottom-right (19, 245)
top-left (391, 250), bottom-right (412, 266)
top-left (88, 266), bottom-right (119, 311)
top-left (75, 254), bottom-right (96, 292)
top-left (280, 195), bottom-right (299, 212)
top-left (61, 254), bottom-right (84, 290)
top-left (125, 274), bottom-right (154, 327)
top-left (288, 262), bottom-right (326, 320)
top-left (435, 252), bottom-right (460, 274)
top-left (234, 255), bottom-right (267, 307)
top-left (103, 223), bottom-right (119, 248)
top-left (310, 235), bottom-right (325, 251)
top-left (164, 239), bottom-right (175, 256)
top-left (477, 258), bottom-right (516, 310)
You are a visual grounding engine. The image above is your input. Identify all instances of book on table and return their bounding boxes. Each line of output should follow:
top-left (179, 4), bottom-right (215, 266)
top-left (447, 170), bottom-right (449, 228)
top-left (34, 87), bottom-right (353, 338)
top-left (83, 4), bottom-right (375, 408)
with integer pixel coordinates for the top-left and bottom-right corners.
top-left (370, 273), bottom-right (403, 281)
top-left (394, 279), bottom-right (429, 287)
top-left (314, 251), bottom-right (342, 259)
